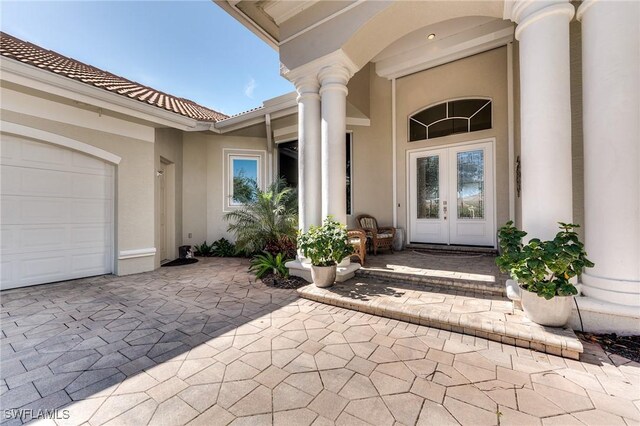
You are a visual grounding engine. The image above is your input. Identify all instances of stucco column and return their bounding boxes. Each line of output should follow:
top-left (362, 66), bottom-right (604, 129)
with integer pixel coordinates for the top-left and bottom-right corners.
top-left (319, 65), bottom-right (350, 225)
top-left (510, 0), bottom-right (575, 241)
top-left (295, 76), bottom-right (322, 232)
top-left (577, 0), bottom-right (640, 307)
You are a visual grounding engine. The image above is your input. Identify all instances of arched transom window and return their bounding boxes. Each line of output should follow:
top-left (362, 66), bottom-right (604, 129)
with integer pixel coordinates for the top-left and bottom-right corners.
top-left (409, 98), bottom-right (492, 142)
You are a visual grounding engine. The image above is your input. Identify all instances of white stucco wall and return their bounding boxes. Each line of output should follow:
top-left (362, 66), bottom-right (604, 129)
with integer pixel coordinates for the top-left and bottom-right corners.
top-left (182, 132), bottom-right (269, 247)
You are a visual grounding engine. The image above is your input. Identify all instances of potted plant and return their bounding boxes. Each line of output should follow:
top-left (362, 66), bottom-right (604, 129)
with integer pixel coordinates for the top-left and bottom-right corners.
top-left (496, 221), bottom-right (594, 327)
top-left (297, 216), bottom-right (354, 288)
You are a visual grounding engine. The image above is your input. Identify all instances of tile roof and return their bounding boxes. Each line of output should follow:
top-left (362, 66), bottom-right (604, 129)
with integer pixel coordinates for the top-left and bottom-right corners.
top-left (0, 32), bottom-right (228, 122)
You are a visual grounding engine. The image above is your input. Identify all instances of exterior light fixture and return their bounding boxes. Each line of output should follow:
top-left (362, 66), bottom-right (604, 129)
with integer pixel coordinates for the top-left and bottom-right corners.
top-left (427, 33), bottom-right (436, 40)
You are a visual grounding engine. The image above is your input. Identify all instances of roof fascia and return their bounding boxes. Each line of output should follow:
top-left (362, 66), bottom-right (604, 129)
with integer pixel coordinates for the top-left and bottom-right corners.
top-left (1, 58), bottom-right (212, 132)
top-left (212, 93), bottom-right (298, 133)
top-left (214, 1), bottom-right (279, 50)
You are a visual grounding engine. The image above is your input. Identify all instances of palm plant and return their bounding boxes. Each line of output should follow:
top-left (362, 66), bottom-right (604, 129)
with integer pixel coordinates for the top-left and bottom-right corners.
top-left (249, 252), bottom-right (290, 279)
top-left (224, 178), bottom-right (298, 255)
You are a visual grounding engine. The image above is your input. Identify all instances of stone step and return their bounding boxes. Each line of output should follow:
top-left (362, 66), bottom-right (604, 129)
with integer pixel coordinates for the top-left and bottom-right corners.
top-left (406, 244), bottom-right (498, 255)
top-left (298, 278), bottom-right (583, 360)
top-left (356, 267), bottom-right (506, 296)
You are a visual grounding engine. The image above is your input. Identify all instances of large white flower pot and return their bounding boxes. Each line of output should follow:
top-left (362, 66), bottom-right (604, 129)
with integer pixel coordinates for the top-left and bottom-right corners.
top-left (520, 287), bottom-right (573, 327)
top-left (311, 265), bottom-right (337, 288)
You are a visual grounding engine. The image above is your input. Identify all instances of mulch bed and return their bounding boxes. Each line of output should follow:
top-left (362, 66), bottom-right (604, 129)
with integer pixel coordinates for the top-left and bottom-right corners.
top-left (578, 332), bottom-right (640, 363)
top-left (261, 273), bottom-right (309, 289)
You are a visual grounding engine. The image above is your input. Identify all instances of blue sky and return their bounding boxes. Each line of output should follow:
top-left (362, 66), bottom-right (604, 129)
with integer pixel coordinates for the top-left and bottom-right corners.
top-left (233, 159), bottom-right (258, 181)
top-left (0, 0), bottom-right (294, 115)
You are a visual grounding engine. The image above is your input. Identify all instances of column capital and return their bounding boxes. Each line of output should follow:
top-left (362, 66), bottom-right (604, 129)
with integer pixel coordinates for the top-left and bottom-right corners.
top-left (282, 49), bottom-right (359, 87)
top-left (505, 0), bottom-right (575, 40)
top-left (318, 64), bottom-right (350, 97)
top-left (294, 75), bottom-right (320, 102)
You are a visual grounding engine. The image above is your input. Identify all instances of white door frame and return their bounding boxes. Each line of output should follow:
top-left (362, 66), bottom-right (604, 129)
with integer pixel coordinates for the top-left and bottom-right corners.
top-left (406, 137), bottom-right (497, 248)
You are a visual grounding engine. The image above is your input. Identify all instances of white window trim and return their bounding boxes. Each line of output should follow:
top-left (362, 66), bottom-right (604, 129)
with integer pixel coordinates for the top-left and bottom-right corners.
top-left (223, 148), bottom-right (267, 212)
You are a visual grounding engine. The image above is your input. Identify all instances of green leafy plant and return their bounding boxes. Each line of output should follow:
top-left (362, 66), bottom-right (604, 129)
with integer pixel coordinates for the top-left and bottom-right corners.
top-left (224, 178), bottom-right (298, 256)
top-left (496, 221), bottom-right (594, 300)
top-left (211, 238), bottom-right (236, 257)
top-left (298, 216), bottom-right (354, 267)
top-left (264, 235), bottom-right (297, 260)
top-left (249, 252), bottom-right (290, 279)
top-left (194, 241), bottom-right (213, 257)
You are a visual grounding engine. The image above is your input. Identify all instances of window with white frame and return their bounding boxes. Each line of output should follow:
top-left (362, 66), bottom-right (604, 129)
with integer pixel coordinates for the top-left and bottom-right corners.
top-left (224, 151), bottom-right (264, 210)
top-left (230, 156), bottom-right (260, 205)
top-left (409, 98), bottom-right (492, 142)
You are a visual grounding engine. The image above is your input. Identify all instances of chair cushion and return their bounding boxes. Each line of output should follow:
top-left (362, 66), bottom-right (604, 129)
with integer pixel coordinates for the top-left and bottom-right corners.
top-left (360, 217), bottom-right (376, 229)
top-left (376, 233), bottom-right (393, 239)
top-left (349, 239), bottom-right (363, 245)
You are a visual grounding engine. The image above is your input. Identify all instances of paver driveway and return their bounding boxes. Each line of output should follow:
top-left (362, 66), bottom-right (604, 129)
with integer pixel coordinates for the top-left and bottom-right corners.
top-left (1, 258), bottom-right (639, 425)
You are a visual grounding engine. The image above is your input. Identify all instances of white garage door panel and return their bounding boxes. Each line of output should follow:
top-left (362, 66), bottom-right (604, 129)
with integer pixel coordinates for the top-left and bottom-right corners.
top-left (1, 224), bottom-right (111, 255)
top-left (1, 167), bottom-right (112, 199)
top-left (2, 249), bottom-right (111, 288)
top-left (1, 197), bottom-right (109, 226)
top-left (0, 136), bottom-right (114, 290)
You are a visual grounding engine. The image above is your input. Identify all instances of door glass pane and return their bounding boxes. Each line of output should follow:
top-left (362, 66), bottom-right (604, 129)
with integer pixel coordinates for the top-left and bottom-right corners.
top-left (417, 156), bottom-right (439, 219)
top-left (457, 150), bottom-right (484, 219)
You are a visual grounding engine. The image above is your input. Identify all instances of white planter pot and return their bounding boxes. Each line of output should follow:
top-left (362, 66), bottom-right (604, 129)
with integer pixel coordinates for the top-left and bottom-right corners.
top-left (311, 265), bottom-right (337, 288)
top-left (520, 287), bottom-right (573, 327)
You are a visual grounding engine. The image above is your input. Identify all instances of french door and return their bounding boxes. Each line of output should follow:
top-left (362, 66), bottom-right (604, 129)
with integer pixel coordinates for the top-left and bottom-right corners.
top-left (409, 140), bottom-right (495, 247)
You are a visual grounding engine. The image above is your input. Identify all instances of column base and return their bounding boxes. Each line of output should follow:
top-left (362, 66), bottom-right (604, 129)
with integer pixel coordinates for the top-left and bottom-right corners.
top-left (569, 295), bottom-right (640, 336)
top-left (285, 260), bottom-right (360, 283)
top-left (581, 272), bottom-right (640, 307)
top-left (506, 280), bottom-right (640, 335)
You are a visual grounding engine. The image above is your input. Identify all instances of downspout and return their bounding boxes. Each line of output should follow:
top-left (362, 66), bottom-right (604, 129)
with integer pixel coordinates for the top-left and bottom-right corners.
top-left (265, 113), bottom-right (274, 184)
top-left (392, 78), bottom-right (397, 228)
top-left (507, 42), bottom-right (515, 221)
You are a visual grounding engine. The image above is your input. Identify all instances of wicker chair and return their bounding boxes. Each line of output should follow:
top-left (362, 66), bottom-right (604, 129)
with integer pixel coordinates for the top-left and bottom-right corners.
top-left (356, 214), bottom-right (396, 255)
top-left (347, 229), bottom-right (367, 265)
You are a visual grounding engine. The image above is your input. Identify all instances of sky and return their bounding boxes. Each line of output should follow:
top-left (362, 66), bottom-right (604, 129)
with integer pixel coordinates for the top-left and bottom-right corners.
top-left (0, 0), bottom-right (294, 115)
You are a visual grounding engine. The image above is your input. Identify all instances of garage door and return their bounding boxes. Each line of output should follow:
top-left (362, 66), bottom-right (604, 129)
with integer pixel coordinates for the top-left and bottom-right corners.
top-left (1, 134), bottom-right (114, 290)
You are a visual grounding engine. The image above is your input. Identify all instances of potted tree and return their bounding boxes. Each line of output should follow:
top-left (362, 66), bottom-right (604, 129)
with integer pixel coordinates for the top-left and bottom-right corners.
top-left (298, 216), bottom-right (354, 288)
top-left (496, 221), bottom-right (594, 327)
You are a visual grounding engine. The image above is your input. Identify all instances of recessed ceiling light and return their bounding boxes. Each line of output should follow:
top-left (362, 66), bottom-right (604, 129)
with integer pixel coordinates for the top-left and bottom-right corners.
top-left (427, 33), bottom-right (436, 40)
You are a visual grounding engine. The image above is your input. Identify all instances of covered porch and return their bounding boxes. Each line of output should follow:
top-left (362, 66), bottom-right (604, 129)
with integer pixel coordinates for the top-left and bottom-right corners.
top-left (243, 0), bottom-right (639, 335)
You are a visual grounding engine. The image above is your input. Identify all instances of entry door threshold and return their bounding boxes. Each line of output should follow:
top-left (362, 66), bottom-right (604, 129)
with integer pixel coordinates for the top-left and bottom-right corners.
top-left (406, 243), bottom-right (497, 255)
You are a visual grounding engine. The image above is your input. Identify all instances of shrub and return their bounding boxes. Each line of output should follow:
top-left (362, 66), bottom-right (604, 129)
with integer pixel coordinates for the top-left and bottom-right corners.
top-left (211, 238), bottom-right (236, 257)
top-left (264, 235), bottom-right (297, 260)
top-left (249, 252), bottom-right (290, 279)
top-left (224, 178), bottom-right (298, 256)
top-left (297, 216), bottom-right (353, 267)
top-left (496, 221), bottom-right (594, 299)
top-left (194, 241), bottom-right (213, 257)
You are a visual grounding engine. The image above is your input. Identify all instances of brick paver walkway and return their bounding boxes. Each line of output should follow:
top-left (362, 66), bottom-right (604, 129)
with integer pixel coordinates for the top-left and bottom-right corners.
top-left (1, 258), bottom-right (638, 425)
top-left (358, 250), bottom-right (508, 294)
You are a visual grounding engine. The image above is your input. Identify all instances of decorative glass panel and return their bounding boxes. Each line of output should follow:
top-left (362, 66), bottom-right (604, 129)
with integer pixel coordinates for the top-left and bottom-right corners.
top-left (417, 156), bottom-right (439, 219)
top-left (409, 99), bottom-right (492, 141)
top-left (450, 99), bottom-right (487, 118)
top-left (470, 102), bottom-right (492, 132)
top-left (429, 118), bottom-right (467, 139)
top-left (232, 158), bottom-right (258, 204)
top-left (409, 120), bottom-right (427, 142)
top-left (457, 150), bottom-right (484, 219)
